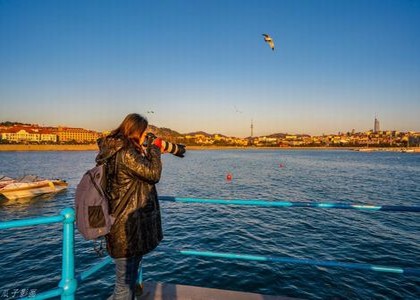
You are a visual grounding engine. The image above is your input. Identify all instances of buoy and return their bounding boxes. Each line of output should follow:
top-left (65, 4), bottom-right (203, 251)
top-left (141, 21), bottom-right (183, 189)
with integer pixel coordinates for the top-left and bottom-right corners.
top-left (279, 163), bottom-right (284, 168)
top-left (226, 173), bottom-right (232, 181)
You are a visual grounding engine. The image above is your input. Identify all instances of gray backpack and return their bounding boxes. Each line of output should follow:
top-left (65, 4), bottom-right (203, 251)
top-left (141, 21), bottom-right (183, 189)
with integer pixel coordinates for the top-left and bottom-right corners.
top-left (75, 164), bottom-right (115, 240)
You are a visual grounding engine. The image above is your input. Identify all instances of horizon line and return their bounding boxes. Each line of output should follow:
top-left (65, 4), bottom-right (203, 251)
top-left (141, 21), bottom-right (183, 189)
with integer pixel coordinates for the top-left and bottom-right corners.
top-left (1, 121), bottom-right (418, 138)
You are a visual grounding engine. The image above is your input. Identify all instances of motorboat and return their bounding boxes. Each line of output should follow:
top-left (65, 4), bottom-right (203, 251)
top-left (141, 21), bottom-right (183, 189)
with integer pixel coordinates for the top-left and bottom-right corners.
top-left (0, 175), bottom-right (16, 189)
top-left (401, 149), bottom-right (415, 153)
top-left (0, 175), bottom-right (68, 200)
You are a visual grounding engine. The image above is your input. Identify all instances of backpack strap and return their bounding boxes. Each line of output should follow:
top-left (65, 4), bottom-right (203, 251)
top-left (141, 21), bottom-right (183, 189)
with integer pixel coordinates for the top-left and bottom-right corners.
top-left (88, 168), bottom-right (106, 198)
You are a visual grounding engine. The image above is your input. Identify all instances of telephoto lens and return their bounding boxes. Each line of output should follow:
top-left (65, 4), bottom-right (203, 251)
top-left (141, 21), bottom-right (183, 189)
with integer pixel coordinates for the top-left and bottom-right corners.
top-left (161, 140), bottom-right (186, 157)
top-left (144, 133), bottom-right (186, 158)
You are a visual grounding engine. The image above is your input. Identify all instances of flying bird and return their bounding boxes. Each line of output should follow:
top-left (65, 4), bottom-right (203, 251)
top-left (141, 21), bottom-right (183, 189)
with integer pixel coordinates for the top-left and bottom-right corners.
top-left (233, 105), bottom-right (243, 114)
top-left (262, 33), bottom-right (274, 51)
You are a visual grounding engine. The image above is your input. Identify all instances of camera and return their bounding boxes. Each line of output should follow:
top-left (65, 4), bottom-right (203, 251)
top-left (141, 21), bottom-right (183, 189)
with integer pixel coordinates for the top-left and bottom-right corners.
top-left (144, 133), bottom-right (186, 158)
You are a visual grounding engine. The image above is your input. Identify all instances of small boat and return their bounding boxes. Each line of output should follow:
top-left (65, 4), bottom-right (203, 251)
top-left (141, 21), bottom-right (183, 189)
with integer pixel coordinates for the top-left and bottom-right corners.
top-left (0, 175), bottom-right (16, 189)
top-left (0, 175), bottom-right (68, 200)
top-left (401, 149), bottom-right (414, 153)
top-left (355, 148), bottom-right (375, 152)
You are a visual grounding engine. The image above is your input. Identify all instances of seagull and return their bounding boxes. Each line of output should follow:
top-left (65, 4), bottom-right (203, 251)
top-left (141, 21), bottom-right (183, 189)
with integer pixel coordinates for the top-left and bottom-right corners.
top-left (233, 105), bottom-right (243, 114)
top-left (262, 33), bottom-right (274, 51)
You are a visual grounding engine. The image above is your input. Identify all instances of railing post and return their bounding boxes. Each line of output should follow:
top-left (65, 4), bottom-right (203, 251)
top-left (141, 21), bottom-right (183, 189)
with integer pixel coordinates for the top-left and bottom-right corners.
top-left (138, 260), bottom-right (143, 285)
top-left (58, 208), bottom-right (77, 300)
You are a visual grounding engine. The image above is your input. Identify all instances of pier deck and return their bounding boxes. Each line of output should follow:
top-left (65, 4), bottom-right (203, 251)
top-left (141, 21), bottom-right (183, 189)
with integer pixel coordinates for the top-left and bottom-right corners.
top-left (137, 282), bottom-right (297, 300)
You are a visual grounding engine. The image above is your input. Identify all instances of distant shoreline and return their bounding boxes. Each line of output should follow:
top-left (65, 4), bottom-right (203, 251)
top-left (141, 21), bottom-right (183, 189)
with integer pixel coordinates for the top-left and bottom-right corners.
top-left (0, 144), bottom-right (419, 152)
top-left (0, 144), bottom-right (99, 151)
top-left (187, 146), bottom-right (420, 152)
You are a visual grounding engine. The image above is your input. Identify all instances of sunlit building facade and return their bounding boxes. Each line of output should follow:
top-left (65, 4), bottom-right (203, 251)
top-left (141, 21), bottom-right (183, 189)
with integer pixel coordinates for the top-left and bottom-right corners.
top-left (0, 126), bottom-right (57, 143)
top-left (55, 126), bottom-right (101, 143)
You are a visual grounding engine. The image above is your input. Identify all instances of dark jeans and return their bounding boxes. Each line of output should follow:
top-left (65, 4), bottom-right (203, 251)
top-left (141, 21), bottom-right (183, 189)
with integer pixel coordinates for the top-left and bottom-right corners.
top-left (108, 256), bottom-right (142, 300)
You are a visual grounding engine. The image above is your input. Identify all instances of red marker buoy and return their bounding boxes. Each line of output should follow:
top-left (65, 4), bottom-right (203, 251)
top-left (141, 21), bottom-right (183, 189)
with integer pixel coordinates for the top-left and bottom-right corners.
top-left (279, 163), bottom-right (284, 168)
top-left (226, 173), bottom-right (232, 181)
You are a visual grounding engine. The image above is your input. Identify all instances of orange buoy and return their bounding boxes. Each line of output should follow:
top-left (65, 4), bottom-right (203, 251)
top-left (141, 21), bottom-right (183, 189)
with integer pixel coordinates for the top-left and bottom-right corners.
top-left (226, 173), bottom-right (232, 181)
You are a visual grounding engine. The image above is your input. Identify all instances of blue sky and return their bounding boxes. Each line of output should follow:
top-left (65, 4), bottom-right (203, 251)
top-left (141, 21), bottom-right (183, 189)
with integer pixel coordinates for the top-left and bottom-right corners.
top-left (1, 0), bottom-right (419, 137)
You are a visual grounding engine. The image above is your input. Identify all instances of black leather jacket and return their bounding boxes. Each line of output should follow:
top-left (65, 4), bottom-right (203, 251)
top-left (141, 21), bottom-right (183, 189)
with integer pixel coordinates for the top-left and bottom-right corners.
top-left (96, 136), bottom-right (163, 258)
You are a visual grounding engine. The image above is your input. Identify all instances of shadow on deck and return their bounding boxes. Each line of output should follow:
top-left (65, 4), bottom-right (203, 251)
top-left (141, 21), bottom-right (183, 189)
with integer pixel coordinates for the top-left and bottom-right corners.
top-left (137, 282), bottom-right (298, 300)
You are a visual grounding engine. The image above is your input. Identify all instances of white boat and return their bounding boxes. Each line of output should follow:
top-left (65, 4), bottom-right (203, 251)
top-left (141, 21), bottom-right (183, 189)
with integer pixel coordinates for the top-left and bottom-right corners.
top-left (401, 149), bottom-right (414, 153)
top-left (0, 175), bottom-right (68, 200)
top-left (0, 175), bottom-right (16, 189)
top-left (355, 148), bottom-right (375, 152)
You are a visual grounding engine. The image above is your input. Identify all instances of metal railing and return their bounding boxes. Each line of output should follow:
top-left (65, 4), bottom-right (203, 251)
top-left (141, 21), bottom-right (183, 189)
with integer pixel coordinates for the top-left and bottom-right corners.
top-left (0, 208), bottom-right (76, 300)
top-left (1, 197), bottom-right (419, 299)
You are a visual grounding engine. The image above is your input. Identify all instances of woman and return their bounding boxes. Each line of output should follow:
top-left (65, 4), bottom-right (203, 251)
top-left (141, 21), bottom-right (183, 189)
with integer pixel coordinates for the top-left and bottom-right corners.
top-left (96, 113), bottom-right (163, 300)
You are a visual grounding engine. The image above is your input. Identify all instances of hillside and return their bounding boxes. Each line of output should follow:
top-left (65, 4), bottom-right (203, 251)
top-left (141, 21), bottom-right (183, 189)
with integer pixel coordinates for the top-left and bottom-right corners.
top-left (184, 131), bottom-right (219, 137)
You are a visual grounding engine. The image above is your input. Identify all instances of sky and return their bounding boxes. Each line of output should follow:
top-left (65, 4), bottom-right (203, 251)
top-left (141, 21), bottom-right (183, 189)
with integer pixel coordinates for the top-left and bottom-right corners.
top-left (0, 0), bottom-right (419, 137)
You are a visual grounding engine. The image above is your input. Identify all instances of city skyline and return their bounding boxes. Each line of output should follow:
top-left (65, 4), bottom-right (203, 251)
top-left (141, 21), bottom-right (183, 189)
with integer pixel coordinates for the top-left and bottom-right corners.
top-left (1, 116), bottom-right (417, 138)
top-left (1, 1), bottom-right (419, 138)
top-left (1, 119), bottom-right (417, 149)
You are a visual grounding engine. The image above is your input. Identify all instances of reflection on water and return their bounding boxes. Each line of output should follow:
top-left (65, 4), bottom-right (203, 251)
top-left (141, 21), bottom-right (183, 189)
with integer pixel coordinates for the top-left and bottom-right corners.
top-left (0, 190), bottom-right (68, 207)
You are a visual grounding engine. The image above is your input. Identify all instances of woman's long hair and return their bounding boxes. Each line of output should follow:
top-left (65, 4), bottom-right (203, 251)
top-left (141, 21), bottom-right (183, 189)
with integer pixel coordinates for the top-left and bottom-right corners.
top-left (110, 113), bottom-right (148, 150)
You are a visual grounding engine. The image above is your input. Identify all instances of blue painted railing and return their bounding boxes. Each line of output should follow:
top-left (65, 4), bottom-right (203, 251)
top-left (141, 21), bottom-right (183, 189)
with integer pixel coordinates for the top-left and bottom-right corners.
top-left (1, 197), bottom-right (419, 299)
top-left (0, 208), bottom-right (76, 300)
top-left (159, 196), bottom-right (420, 212)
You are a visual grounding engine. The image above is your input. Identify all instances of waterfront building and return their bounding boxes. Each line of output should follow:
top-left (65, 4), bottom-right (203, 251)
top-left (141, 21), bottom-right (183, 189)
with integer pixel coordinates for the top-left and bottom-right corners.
top-left (0, 127), bottom-right (39, 143)
top-left (39, 129), bottom-right (57, 142)
top-left (0, 126), bottom-right (57, 143)
top-left (0, 124), bottom-right (101, 144)
top-left (374, 117), bottom-right (380, 133)
top-left (55, 126), bottom-right (101, 143)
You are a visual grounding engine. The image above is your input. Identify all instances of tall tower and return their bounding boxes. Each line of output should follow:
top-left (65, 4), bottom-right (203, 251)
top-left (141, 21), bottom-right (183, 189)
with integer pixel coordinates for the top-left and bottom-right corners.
top-left (374, 117), bottom-right (380, 133)
top-left (250, 119), bottom-right (254, 138)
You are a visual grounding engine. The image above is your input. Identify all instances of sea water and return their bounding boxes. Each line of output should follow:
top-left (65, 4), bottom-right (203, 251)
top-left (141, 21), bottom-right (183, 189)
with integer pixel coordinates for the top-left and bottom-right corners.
top-left (0, 150), bottom-right (419, 299)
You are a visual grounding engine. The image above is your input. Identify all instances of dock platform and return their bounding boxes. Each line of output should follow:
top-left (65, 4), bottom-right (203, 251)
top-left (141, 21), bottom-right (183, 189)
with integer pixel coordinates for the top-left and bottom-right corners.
top-left (137, 282), bottom-right (297, 300)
